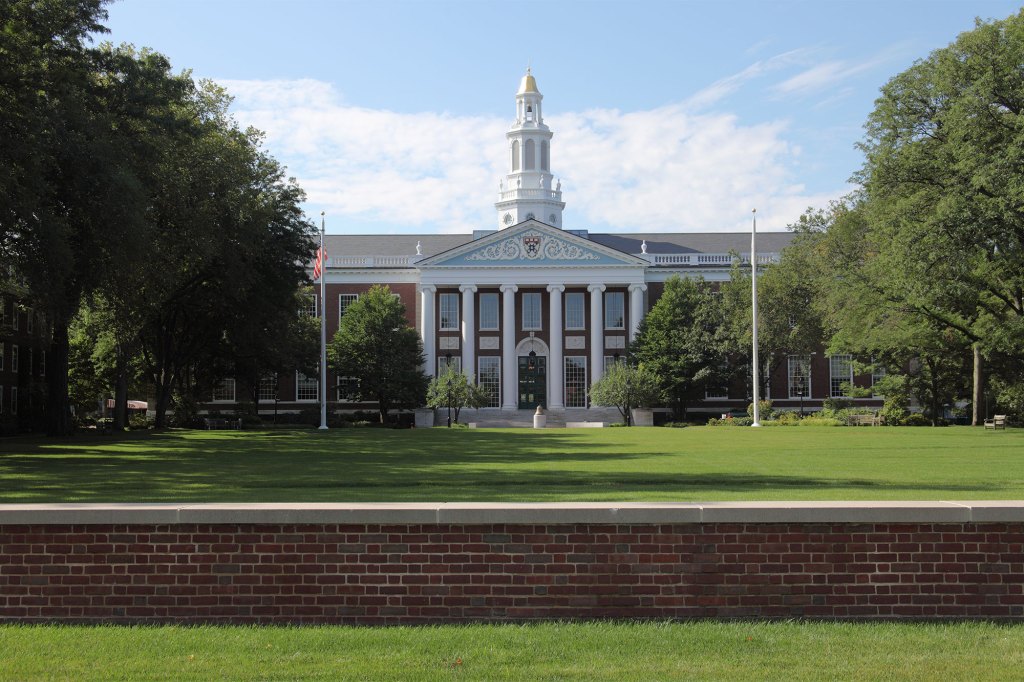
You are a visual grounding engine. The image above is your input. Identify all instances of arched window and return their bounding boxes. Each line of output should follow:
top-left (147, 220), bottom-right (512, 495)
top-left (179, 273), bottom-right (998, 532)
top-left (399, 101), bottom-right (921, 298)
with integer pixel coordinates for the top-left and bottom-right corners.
top-left (525, 139), bottom-right (535, 170)
top-left (541, 141), bottom-right (549, 171)
top-left (511, 140), bottom-right (520, 172)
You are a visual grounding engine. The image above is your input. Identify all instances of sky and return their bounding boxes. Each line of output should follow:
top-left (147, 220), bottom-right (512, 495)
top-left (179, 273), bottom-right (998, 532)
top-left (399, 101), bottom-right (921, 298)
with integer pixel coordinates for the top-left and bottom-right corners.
top-left (101, 0), bottom-right (1023, 234)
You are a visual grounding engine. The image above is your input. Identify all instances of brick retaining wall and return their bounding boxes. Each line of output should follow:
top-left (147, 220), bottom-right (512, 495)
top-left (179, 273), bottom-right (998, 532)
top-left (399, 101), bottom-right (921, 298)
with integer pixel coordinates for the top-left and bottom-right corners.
top-left (2, 503), bottom-right (1024, 623)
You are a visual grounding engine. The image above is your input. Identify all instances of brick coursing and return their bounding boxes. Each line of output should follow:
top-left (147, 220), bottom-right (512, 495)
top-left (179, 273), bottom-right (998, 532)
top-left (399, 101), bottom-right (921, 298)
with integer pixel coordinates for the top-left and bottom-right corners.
top-left (2, 522), bottom-right (1023, 623)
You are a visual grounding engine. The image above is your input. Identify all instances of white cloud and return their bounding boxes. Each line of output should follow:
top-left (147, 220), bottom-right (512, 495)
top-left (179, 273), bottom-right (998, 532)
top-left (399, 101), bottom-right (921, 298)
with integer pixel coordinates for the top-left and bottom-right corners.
top-left (221, 78), bottom-right (845, 234)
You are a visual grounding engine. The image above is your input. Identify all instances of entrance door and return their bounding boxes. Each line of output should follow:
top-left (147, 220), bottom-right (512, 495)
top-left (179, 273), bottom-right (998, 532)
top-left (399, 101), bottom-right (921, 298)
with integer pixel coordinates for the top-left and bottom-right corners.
top-left (518, 353), bottom-right (547, 409)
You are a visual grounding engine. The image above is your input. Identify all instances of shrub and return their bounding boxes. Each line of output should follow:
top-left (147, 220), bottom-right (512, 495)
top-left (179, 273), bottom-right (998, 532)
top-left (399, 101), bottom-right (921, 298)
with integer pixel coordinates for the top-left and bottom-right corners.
top-left (773, 411), bottom-right (802, 425)
top-left (128, 413), bottom-right (153, 430)
top-left (798, 415), bottom-right (843, 426)
top-left (747, 400), bottom-right (774, 421)
top-left (900, 412), bottom-right (932, 427)
top-left (661, 422), bottom-right (688, 428)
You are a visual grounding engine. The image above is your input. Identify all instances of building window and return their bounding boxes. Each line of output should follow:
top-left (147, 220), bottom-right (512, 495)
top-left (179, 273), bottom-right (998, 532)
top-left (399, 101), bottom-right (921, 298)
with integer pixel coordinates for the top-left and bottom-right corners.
top-left (212, 378), bottom-right (236, 402)
top-left (705, 362), bottom-right (730, 399)
top-left (26, 309), bottom-right (33, 334)
top-left (0, 342), bottom-right (4, 372)
top-left (603, 355), bottom-right (624, 376)
top-left (28, 348), bottom-right (33, 376)
top-left (522, 292), bottom-right (542, 330)
top-left (339, 294), bottom-right (359, 320)
top-left (39, 350), bottom-right (45, 377)
top-left (565, 356), bottom-right (588, 408)
top-left (478, 356), bottom-right (500, 408)
top-left (11, 303), bottom-right (18, 331)
top-left (525, 139), bottom-right (536, 169)
top-left (301, 294), bottom-right (318, 318)
top-left (11, 345), bottom-right (17, 373)
top-left (604, 292), bottom-right (624, 329)
top-left (0, 297), bottom-right (5, 327)
top-left (541, 140), bottom-right (549, 171)
top-left (511, 140), bottom-right (520, 172)
top-left (439, 293), bottom-right (459, 331)
top-left (337, 376), bottom-right (359, 402)
top-left (296, 372), bottom-right (319, 401)
top-left (788, 355), bottom-right (811, 399)
top-left (438, 355), bottom-right (461, 375)
top-left (10, 387), bottom-right (16, 415)
top-left (565, 292), bottom-right (585, 330)
top-left (479, 293), bottom-right (499, 331)
top-left (258, 375), bottom-right (278, 402)
top-left (829, 354), bottom-right (853, 398)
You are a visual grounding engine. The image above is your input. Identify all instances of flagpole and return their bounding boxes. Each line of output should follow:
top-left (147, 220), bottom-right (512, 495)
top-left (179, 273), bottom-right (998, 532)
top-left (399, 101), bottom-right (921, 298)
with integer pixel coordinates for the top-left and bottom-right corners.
top-left (318, 211), bottom-right (328, 431)
top-left (750, 208), bottom-right (761, 428)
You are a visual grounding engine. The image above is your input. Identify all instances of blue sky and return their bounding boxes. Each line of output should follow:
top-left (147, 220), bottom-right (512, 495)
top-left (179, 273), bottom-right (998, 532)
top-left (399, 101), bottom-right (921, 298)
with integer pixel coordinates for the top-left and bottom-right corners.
top-left (102, 0), bottom-right (1022, 234)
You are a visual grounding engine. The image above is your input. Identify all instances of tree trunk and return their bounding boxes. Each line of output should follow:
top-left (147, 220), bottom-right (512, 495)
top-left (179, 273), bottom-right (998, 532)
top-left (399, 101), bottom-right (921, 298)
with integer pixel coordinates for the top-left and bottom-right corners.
top-left (45, 317), bottom-right (73, 437)
top-left (113, 365), bottom-right (128, 431)
top-left (972, 343), bottom-right (983, 426)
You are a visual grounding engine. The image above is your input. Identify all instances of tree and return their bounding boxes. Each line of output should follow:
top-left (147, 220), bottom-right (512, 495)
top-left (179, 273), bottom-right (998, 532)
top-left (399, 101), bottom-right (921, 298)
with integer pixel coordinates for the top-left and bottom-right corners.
top-left (589, 362), bottom-right (662, 425)
top-left (856, 10), bottom-right (1024, 424)
top-left (425, 364), bottom-right (490, 425)
top-left (328, 285), bottom-right (428, 423)
top-left (630, 275), bottom-right (725, 420)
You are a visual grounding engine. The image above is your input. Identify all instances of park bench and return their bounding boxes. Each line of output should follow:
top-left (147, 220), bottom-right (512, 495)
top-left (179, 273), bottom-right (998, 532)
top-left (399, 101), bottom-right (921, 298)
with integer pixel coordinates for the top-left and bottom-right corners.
top-left (849, 413), bottom-right (883, 426)
top-left (984, 414), bottom-right (1007, 430)
top-left (203, 417), bottom-right (242, 430)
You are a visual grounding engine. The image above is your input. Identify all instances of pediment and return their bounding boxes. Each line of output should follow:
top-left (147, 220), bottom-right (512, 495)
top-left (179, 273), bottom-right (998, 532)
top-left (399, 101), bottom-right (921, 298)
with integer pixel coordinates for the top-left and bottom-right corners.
top-left (418, 221), bottom-right (646, 268)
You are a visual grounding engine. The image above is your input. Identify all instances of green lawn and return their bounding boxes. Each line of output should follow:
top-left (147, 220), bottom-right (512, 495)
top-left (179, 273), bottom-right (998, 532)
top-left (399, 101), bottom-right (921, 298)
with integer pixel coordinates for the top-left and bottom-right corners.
top-left (2, 621), bottom-right (1023, 681)
top-left (0, 426), bottom-right (1022, 502)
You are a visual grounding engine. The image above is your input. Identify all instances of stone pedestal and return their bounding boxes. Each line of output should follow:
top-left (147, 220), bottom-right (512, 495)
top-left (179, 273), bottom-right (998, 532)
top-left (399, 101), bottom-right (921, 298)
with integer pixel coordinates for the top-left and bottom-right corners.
top-left (631, 408), bottom-right (654, 427)
top-left (414, 409), bottom-right (436, 428)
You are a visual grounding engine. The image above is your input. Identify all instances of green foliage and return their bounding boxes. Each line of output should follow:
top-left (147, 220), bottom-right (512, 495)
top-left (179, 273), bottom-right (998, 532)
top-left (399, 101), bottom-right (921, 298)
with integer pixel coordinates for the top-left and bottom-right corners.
top-left (631, 276), bottom-right (725, 419)
top-left (425, 365), bottom-right (490, 424)
top-left (900, 413), bottom-right (933, 427)
top-left (798, 415), bottom-right (844, 427)
top-left (746, 400), bottom-right (774, 421)
top-left (589, 362), bottom-right (663, 425)
top-left (329, 285), bottom-right (428, 423)
top-left (990, 375), bottom-right (1024, 422)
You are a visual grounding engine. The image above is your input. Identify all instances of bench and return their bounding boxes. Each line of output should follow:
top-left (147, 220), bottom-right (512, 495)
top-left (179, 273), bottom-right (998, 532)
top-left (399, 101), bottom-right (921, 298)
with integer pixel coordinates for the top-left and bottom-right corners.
top-left (849, 414), bottom-right (883, 426)
top-left (204, 417), bottom-right (242, 430)
top-left (985, 415), bottom-right (1007, 430)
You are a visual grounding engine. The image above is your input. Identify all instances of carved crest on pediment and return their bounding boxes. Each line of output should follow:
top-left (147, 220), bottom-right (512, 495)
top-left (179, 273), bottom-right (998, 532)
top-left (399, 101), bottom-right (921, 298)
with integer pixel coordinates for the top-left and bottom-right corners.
top-left (465, 231), bottom-right (600, 262)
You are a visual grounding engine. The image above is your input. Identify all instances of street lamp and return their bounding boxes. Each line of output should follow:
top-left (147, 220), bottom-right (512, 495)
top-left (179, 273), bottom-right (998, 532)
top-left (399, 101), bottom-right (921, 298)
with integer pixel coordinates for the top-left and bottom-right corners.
top-left (797, 376), bottom-right (806, 417)
top-left (445, 353), bottom-right (453, 428)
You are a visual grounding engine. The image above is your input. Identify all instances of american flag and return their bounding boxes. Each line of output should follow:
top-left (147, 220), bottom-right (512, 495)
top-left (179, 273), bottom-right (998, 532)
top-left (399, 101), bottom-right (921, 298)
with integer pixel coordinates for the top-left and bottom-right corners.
top-left (312, 245), bottom-right (327, 280)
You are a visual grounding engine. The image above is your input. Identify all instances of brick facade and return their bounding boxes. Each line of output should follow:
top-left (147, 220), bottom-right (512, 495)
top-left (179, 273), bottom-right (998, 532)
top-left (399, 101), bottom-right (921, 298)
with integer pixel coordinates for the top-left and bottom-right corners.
top-left (3, 512), bottom-right (1023, 623)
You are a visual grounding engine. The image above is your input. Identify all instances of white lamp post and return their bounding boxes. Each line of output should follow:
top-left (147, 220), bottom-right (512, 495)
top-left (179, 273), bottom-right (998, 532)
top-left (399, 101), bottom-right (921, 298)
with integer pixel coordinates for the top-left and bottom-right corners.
top-left (318, 211), bottom-right (328, 431)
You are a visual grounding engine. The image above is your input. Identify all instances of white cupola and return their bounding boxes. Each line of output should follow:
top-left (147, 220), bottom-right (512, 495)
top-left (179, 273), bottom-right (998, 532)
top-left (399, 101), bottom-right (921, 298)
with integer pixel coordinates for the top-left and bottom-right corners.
top-left (495, 68), bottom-right (565, 229)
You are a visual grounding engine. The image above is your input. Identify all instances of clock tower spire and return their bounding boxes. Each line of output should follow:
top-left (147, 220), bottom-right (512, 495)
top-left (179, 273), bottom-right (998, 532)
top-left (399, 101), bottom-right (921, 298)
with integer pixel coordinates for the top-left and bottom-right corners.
top-left (495, 69), bottom-right (565, 229)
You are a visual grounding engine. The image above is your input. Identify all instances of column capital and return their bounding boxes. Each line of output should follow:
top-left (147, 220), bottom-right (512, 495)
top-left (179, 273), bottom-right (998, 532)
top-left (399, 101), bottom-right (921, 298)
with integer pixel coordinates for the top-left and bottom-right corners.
top-left (546, 284), bottom-right (565, 294)
top-left (420, 284), bottom-right (437, 294)
top-left (500, 284), bottom-right (519, 294)
top-left (459, 284), bottom-right (478, 294)
top-left (587, 284), bottom-right (606, 293)
top-left (628, 283), bottom-right (648, 293)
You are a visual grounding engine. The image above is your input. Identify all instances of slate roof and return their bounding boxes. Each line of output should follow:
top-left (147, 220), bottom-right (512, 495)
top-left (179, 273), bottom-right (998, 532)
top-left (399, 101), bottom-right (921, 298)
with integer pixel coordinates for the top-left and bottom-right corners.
top-left (322, 231), bottom-right (795, 263)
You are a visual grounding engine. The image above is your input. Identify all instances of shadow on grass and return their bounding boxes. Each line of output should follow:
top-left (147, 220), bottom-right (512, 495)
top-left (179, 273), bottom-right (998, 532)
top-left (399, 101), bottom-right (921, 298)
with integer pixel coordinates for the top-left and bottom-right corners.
top-left (1, 427), bottom-right (1021, 503)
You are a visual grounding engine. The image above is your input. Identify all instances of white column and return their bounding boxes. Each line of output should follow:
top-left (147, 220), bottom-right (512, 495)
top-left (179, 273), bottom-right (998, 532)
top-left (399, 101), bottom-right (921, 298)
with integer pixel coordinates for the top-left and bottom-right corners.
top-left (588, 284), bottom-right (605, 390)
top-left (420, 284), bottom-right (436, 376)
top-left (547, 284), bottom-right (565, 409)
top-left (500, 284), bottom-right (518, 410)
top-left (628, 283), bottom-right (647, 343)
top-left (460, 285), bottom-right (477, 380)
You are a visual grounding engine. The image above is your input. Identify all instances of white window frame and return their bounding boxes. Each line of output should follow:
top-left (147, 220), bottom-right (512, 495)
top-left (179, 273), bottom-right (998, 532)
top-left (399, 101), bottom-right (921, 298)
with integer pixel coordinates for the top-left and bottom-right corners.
top-left (479, 293), bottom-right (499, 331)
top-left (258, 374), bottom-right (278, 402)
top-left (26, 308), bottom-right (33, 334)
top-left (212, 378), bottom-right (236, 402)
top-left (10, 386), bottom-right (17, 415)
top-left (439, 293), bottom-right (459, 331)
top-left (477, 356), bottom-right (501, 408)
top-left (438, 355), bottom-right (462, 375)
top-left (295, 371), bottom-right (319, 402)
top-left (565, 292), bottom-right (585, 330)
top-left (564, 356), bottom-right (588, 408)
top-left (829, 354), bottom-right (853, 398)
top-left (301, 294), bottom-right (318, 318)
top-left (522, 292), bottom-right (542, 331)
top-left (603, 355), bottom-right (624, 376)
top-left (11, 345), bottom-right (17, 373)
top-left (336, 375), bottom-right (359, 402)
top-left (604, 292), bottom-right (625, 330)
top-left (338, 293), bottom-right (359, 320)
top-left (11, 303), bottom-right (18, 331)
top-left (788, 355), bottom-right (811, 399)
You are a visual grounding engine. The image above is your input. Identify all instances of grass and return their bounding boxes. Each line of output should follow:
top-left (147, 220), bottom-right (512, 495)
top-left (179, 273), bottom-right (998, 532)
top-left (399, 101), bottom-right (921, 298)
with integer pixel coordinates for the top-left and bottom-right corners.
top-left (0, 425), bottom-right (1022, 503)
top-left (2, 621), bottom-right (1024, 680)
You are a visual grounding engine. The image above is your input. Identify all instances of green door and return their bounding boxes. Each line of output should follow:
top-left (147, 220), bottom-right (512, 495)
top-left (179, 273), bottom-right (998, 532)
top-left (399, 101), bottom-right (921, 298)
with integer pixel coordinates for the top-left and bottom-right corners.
top-left (518, 353), bottom-right (547, 409)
